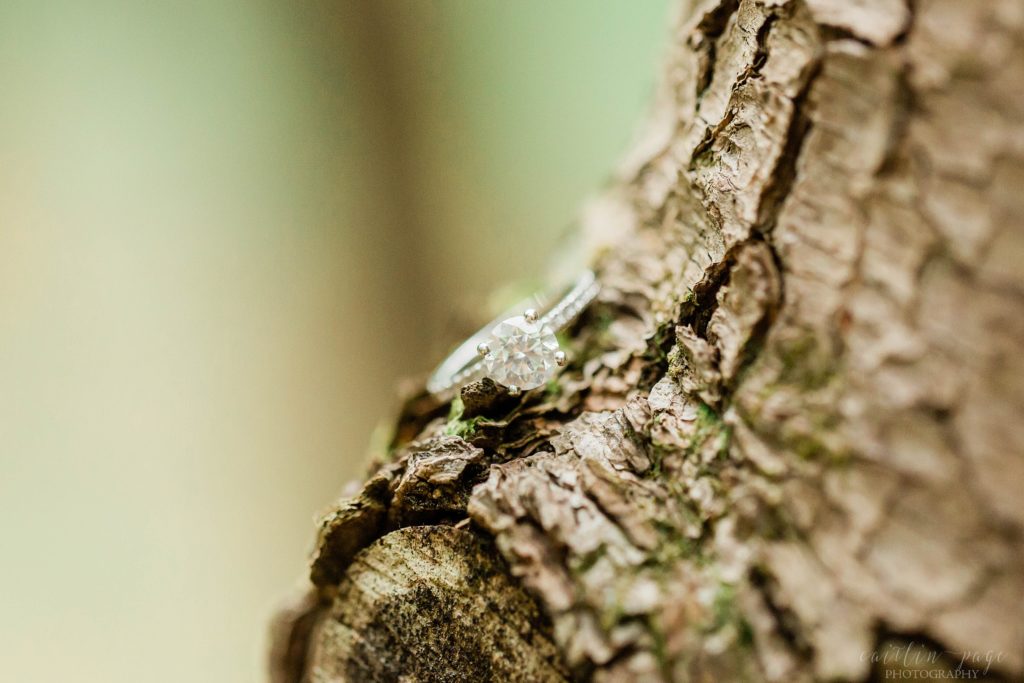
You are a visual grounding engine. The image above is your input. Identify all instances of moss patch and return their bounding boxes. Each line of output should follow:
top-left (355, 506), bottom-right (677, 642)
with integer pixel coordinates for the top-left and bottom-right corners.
top-left (443, 397), bottom-right (486, 439)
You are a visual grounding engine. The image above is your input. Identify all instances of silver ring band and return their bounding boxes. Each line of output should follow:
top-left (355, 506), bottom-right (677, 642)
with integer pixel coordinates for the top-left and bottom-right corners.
top-left (427, 270), bottom-right (599, 401)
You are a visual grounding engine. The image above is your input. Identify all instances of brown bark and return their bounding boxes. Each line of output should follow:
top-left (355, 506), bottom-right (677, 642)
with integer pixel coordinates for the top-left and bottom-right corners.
top-left (271, 0), bottom-right (1024, 681)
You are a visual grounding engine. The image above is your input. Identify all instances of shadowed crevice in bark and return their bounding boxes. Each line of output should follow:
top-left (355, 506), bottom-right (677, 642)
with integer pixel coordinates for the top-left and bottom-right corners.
top-left (754, 62), bottom-right (819, 235)
top-left (693, 0), bottom-right (741, 100)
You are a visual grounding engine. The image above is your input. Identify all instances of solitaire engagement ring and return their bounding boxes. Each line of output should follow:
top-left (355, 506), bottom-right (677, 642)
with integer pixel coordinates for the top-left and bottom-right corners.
top-left (427, 270), bottom-right (600, 402)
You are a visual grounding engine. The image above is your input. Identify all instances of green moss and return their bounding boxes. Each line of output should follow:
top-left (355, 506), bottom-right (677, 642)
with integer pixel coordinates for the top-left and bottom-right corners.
top-left (704, 582), bottom-right (736, 633)
top-left (737, 615), bottom-right (755, 647)
top-left (568, 547), bottom-right (606, 577)
top-left (684, 401), bottom-right (731, 461)
top-left (792, 435), bottom-right (823, 460)
top-left (646, 443), bottom-right (667, 480)
top-left (447, 396), bottom-right (465, 422)
top-left (665, 342), bottom-right (685, 379)
top-left (789, 433), bottom-right (848, 466)
top-left (647, 611), bottom-right (671, 675)
top-left (543, 378), bottom-right (563, 399)
top-left (702, 581), bottom-right (754, 649)
top-left (446, 417), bottom-right (485, 439)
top-left (774, 404), bottom-right (847, 465)
top-left (646, 320), bottom-right (676, 365)
top-left (714, 426), bottom-right (733, 459)
top-left (442, 396), bottom-right (485, 438)
top-left (593, 307), bottom-right (617, 333)
top-left (776, 332), bottom-right (838, 390)
top-left (647, 529), bottom-right (704, 568)
top-left (694, 401), bottom-right (722, 431)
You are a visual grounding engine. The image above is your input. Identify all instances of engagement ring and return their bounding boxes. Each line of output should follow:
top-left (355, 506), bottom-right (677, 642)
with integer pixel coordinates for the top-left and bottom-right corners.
top-left (427, 270), bottom-right (599, 402)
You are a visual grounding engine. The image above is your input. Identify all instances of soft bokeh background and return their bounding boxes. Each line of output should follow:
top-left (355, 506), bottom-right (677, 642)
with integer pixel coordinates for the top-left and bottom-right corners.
top-left (0, 2), bottom-right (668, 681)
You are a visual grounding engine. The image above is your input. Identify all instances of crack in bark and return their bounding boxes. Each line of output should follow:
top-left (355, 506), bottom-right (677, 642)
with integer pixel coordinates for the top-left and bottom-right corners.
top-left (692, 0), bottom-right (742, 102)
top-left (755, 62), bottom-right (820, 234)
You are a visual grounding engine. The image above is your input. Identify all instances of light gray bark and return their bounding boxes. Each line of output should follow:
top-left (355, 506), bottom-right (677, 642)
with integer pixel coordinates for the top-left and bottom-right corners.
top-left (271, 1), bottom-right (1024, 680)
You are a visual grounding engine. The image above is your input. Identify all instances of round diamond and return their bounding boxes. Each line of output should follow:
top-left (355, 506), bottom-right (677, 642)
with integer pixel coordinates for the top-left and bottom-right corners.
top-left (484, 315), bottom-right (560, 390)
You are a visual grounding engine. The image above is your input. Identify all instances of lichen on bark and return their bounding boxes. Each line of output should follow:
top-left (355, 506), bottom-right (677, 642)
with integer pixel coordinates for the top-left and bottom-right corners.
top-left (271, 1), bottom-right (1024, 681)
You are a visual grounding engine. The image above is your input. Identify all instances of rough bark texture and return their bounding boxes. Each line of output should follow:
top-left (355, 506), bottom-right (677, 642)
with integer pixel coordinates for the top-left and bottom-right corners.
top-left (271, 1), bottom-right (1024, 681)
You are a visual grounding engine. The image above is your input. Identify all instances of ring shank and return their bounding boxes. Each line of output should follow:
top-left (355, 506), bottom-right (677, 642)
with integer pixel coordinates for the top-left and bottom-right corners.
top-left (426, 270), bottom-right (598, 401)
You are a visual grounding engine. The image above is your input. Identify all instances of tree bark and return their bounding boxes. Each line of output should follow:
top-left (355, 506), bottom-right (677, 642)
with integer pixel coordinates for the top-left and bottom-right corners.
top-left (270, 0), bottom-right (1024, 680)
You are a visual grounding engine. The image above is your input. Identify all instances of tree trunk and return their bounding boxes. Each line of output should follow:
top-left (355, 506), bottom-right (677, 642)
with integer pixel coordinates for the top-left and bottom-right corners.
top-left (270, 1), bottom-right (1024, 680)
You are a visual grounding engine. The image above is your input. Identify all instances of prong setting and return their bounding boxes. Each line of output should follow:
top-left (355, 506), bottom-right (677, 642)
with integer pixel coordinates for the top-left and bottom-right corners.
top-left (507, 385), bottom-right (522, 397)
top-left (426, 270), bottom-right (598, 400)
top-left (555, 350), bottom-right (567, 367)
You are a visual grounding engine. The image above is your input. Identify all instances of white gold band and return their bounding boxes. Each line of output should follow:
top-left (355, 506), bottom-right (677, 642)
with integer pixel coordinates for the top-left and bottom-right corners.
top-left (427, 270), bottom-right (599, 401)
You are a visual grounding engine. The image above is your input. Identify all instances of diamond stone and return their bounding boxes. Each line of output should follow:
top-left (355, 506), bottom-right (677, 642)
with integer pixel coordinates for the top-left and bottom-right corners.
top-left (484, 315), bottom-right (561, 390)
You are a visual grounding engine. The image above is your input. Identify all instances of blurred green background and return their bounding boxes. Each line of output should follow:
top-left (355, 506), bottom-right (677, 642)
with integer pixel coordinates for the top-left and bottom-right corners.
top-left (0, 1), bottom-right (668, 680)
